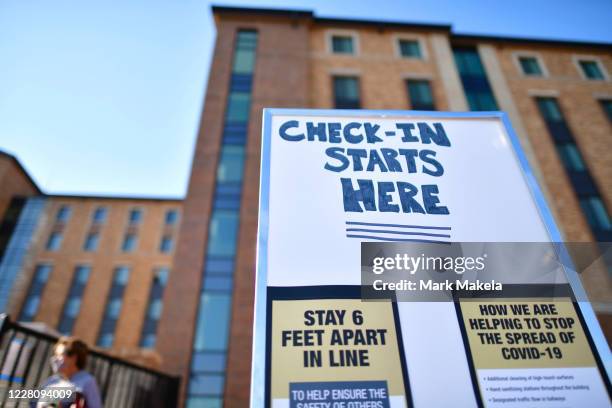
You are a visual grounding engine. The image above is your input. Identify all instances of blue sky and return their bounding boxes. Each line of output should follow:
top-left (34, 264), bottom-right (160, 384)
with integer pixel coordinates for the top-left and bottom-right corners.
top-left (1, 0), bottom-right (610, 198)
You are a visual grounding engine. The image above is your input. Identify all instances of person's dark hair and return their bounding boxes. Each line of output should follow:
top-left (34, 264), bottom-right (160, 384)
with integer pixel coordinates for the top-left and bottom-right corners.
top-left (55, 336), bottom-right (88, 370)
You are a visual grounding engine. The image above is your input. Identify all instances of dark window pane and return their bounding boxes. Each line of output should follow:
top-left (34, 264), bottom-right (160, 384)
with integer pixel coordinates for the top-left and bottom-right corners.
top-left (56, 206), bottom-right (71, 222)
top-left (556, 143), bottom-right (586, 172)
top-left (191, 352), bottom-right (227, 373)
top-left (226, 92), bottom-right (250, 122)
top-left (579, 197), bottom-right (611, 231)
top-left (155, 267), bottom-right (170, 285)
top-left (83, 232), bottom-right (99, 251)
top-left (203, 276), bottom-right (233, 292)
top-left (333, 76), bottom-right (360, 109)
top-left (399, 40), bottom-right (421, 58)
top-left (165, 210), bottom-right (178, 225)
top-left (114, 266), bottom-right (130, 285)
top-left (216, 145), bottom-right (245, 183)
top-left (519, 57), bottom-right (542, 76)
top-left (331, 36), bottom-right (354, 54)
top-left (600, 100), bottom-right (612, 123)
top-left (579, 60), bottom-right (604, 80)
top-left (186, 397), bottom-right (222, 408)
top-left (122, 233), bottom-right (137, 252)
top-left (536, 98), bottom-right (563, 122)
top-left (207, 210), bottom-right (239, 257)
top-left (46, 232), bottom-right (62, 251)
top-left (193, 293), bottom-right (231, 351)
top-left (188, 373), bottom-right (225, 396)
top-left (93, 207), bottom-right (107, 223)
top-left (129, 209), bottom-right (142, 224)
top-left (160, 235), bottom-right (173, 253)
top-left (407, 80), bottom-right (435, 110)
top-left (205, 258), bottom-right (234, 276)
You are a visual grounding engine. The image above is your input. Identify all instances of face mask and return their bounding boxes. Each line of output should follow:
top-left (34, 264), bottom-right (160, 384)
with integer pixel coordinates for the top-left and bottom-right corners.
top-left (50, 356), bottom-right (65, 373)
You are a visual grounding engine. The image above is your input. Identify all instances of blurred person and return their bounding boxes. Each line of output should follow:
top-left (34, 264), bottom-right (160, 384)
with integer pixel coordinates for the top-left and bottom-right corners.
top-left (34, 337), bottom-right (102, 408)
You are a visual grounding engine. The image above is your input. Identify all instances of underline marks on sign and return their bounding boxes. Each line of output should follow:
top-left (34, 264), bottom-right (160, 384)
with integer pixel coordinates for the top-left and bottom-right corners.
top-left (345, 221), bottom-right (452, 243)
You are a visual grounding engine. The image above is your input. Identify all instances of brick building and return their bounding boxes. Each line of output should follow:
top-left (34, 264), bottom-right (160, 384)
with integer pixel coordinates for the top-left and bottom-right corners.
top-left (0, 151), bottom-right (182, 367)
top-left (1, 5), bottom-right (611, 408)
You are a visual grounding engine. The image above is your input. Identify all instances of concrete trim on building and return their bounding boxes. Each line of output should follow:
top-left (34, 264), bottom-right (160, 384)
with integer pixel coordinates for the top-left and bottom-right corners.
top-left (527, 89), bottom-right (561, 97)
top-left (401, 72), bottom-right (434, 80)
top-left (477, 44), bottom-right (563, 239)
top-left (430, 33), bottom-right (468, 111)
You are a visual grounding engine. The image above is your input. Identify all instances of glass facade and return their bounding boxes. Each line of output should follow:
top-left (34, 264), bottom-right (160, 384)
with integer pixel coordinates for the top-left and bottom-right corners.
top-left (19, 264), bottom-right (52, 321)
top-left (453, 46), bottom-right (498, 111)
top-left (406, 80), bottom-right (435, 110)
top-left (97, 266), bottom-right (130, 347)
top-left (331, 35), bottom-right (353, 54)
top-left (0, 197), bottom-right (46, 312)
top-left (140, 267), bottom-right (169, 348)
top-left (58, 265), bottom-right (90, 334)
top-left (333, 76), bottom-right (361, 109)
top-left (186, 29), bottom-right (257, 408)
top-left (519, 56), bottom-right (542, 76)
top-left (536, 97), bottom-right (611, 241)
top-left (398, 39), bottom-right (421, 58)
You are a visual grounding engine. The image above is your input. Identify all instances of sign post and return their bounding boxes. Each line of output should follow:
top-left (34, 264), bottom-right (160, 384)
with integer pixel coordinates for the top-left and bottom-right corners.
top-left (251, 109), bottom-right (610, 407)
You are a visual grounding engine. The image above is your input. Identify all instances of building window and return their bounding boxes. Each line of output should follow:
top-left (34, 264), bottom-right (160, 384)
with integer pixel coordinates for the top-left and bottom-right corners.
top-left (331, 35), bottom-right (354, 54)
top-left (187, 29), bottom-right (257, 408)
top-left (232, 30), bottom-right (257, 74)
top-left (578, 59), bottom-right (605, 80)
top-left (97, 266), bottom-right (130, 347)
top-left (518, 56), bottom-right (543, 76)
top-left (159, 235), bottom-right (173, 253)
top-left (83, 232), bottom-right (99, 252)
top-left (58, 265), bottom-right (90, 334)
top-left (55, 205), bottom-right (71, 223)
top-left (128, 208), bottom-right (142, 225)
top-left (453, 46), bottom-right (498, 111)
top-left (600, 100), bottom-right (612, 123)
top-left (93, 207), bottom-right (107, 224)
top-left (19, 264), bottom-right (52, 322)
top-left (139, 267), bottom-right (169, 348)
top-left (46, 232), bottom-right (63, 251)
top-left (226, 92), bottom-right (251, 122)
top-left (535, 97), bottom-right (611, 241)
top-left (398, 39), bottom-right (421, 58)
top-left (333, 76), bottom-right (361, 109)
top-left (165, 209), bottom-right (178, 225)
top-left (217, 146), bottom-right (245, 183)
top-left (122, 233), bottom-right (137, 252)
top-left (406, 80), bottom-right (435, 110)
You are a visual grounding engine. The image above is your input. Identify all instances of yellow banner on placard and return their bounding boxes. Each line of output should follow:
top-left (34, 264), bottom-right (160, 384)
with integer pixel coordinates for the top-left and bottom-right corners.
top-left (270, 298), bottom-right (407, 400)
top-left (459, 298), bottom-right (597, 370)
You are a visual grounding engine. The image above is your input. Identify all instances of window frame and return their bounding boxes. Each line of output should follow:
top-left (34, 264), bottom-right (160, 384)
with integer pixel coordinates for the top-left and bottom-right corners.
top-left (326, 30), bottom-right (360, 56)
top-left (394, 34), bottom-right (427, 60)
top-left (573, 55), bottom-right (609, 81)
top-left (513, 52), bottom-right (548, 78)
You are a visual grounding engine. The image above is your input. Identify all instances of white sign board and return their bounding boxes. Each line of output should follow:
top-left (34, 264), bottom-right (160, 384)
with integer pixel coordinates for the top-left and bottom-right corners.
top-left (251, 109), bottom-right (610, 408)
